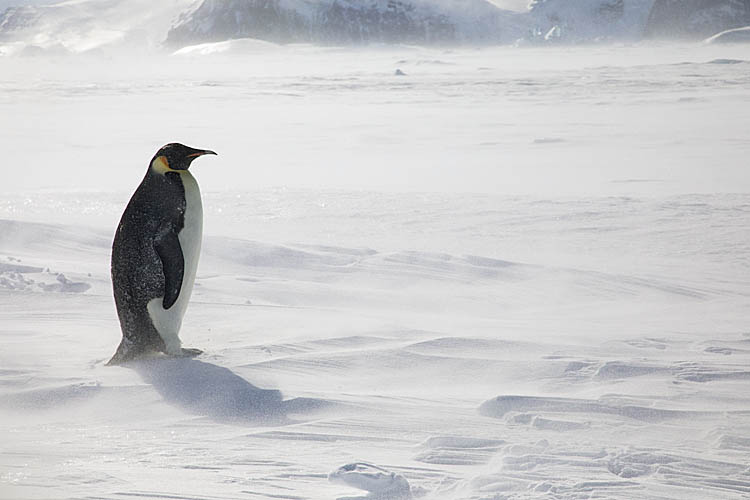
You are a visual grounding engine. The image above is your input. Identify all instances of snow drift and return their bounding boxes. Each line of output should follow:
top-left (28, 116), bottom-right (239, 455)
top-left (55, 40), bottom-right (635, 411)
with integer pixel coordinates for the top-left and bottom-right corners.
top-left (3, 187), bottom-right (750, 499)
top-left (1, 21), bottom-right (750, 500)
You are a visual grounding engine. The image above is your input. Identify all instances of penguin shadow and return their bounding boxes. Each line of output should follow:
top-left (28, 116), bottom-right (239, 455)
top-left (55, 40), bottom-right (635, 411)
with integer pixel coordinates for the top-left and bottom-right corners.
top-left (129, 357), bottom-right (331, 424)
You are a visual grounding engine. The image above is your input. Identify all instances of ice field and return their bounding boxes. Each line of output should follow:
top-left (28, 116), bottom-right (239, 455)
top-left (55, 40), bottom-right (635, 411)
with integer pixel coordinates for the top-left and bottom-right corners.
top-left (2, 42), bottom-right (750, 499)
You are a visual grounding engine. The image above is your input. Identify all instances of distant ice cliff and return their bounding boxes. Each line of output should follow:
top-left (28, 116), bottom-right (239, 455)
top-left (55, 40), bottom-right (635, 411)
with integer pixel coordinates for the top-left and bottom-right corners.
top-left (1, 0), bottom-right (749, 54)
top-left (165, 0), bottom-right (526, 46)
top-left (645, 0), bottom-right (750, 39)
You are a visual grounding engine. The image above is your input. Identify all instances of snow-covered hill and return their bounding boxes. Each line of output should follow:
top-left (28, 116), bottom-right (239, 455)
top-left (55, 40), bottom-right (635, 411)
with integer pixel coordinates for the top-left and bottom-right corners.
top-left (0, 0), bottom-right (194, 54)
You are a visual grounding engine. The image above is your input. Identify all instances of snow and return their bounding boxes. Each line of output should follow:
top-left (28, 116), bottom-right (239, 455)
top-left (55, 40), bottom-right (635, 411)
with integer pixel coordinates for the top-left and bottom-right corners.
top-left (706, 25), bottom-right (750, 44)
top-left (2, 36), bottom-right (750, 500)
top-left (0, 0), bottom-right (195, 54)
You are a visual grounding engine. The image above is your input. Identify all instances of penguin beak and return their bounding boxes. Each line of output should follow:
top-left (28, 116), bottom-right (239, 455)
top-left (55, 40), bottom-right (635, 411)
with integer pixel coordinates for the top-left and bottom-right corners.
top-left (186, 149), bottom-right (217, 158)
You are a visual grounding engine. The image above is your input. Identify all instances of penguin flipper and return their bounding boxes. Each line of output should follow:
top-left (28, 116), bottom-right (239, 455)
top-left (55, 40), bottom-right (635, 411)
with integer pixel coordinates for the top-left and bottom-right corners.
top-left (154, 223), bottom-right (184, 310)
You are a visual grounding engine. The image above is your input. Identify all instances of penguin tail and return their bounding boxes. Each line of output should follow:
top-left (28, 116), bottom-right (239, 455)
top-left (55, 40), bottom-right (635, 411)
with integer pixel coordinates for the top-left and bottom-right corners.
top-left (106, 339), bottom-right (147, 366)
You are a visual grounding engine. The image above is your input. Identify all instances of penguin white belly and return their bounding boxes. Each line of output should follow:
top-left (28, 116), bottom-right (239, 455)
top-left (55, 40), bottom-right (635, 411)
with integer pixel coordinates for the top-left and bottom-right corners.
top-left (147, 171), bottom-right (203, 354)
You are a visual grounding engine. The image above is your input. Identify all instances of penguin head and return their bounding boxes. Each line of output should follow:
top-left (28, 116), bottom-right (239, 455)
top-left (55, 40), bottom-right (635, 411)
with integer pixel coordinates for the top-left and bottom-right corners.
top-left (151, 143), bottom-right (217, 173)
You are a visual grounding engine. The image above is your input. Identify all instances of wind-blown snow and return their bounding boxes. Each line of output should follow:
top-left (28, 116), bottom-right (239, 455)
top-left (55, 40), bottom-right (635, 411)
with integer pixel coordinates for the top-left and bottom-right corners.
top-left (706, 25), bottom-right (750, 43)
top-left (0, 0), bottom-right (195, 54)
top-left (2, 183), bottom-right (750, 498)
top-left (1, 38), bottom-right (750, 500)
top-left (1, 43), bottom-right (750, 195)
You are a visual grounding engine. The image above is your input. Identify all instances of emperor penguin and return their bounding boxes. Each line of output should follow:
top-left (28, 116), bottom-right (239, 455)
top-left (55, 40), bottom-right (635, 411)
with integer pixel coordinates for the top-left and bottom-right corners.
top-left (108, 143), bottom-right (216, 365)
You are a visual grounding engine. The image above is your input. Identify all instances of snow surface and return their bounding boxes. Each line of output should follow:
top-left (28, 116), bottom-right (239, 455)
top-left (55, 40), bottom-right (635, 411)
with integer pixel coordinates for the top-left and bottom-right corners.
top-left (2, 42), bottom-right (750, 499)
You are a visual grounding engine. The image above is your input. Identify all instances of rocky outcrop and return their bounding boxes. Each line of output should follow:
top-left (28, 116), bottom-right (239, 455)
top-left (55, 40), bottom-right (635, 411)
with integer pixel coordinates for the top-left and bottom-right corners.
top-left (644, 0), bottom-right (750, 39)
top-left (314, 1), bottom-right (455, 44)
top-left (167, 0), bottom-right (312, 46)
top-left (165, 0), bottom-right (521, 47)
top-left (524, 0), bottom-right (654, 43)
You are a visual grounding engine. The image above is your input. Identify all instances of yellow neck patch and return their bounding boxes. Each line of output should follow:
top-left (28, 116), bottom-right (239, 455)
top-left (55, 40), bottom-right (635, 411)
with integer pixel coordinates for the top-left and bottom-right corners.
top-left (151, 155), bottom-right (178, 175)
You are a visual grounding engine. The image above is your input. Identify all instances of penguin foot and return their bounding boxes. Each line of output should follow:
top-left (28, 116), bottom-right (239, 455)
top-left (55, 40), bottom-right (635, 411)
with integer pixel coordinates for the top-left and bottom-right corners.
top-left (178, 347), bottom-right (203, 358)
